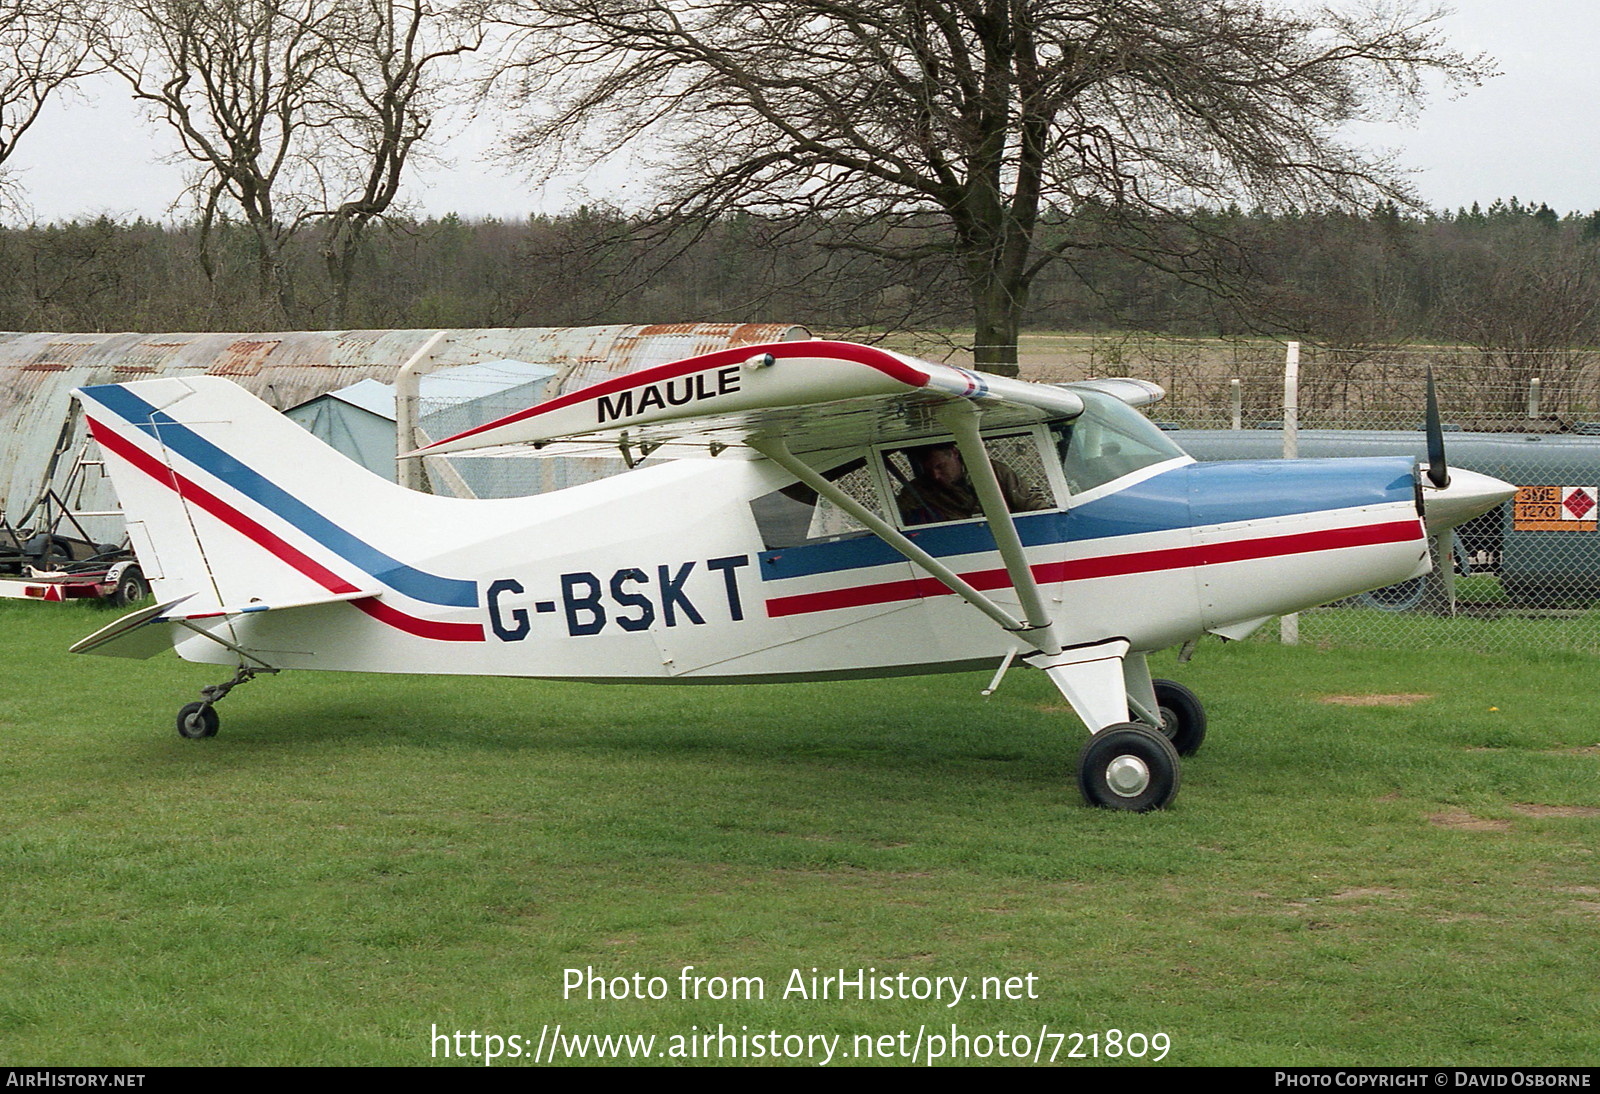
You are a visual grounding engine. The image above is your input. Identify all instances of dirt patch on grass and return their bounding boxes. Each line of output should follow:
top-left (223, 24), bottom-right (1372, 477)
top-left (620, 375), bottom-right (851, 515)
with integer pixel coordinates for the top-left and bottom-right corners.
top-left (1319, 693), bottom-right (1434, 706)
top-left (1282, 888), bottom-right (1404, 913)
top-left (1329, 887), bottom-right (1404, 901)
top-left (1428, 809), bottom-right (1511, 832)
top-left (1428, 804), bottom-right (1600, 829)
top-left (1509, 803), bottom-right (1600, 818)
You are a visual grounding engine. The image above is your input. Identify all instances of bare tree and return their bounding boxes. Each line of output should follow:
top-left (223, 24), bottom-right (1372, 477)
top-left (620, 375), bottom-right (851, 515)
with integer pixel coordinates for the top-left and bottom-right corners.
top-left (1443, 226), bottom-right (1600, 418)
top-left (104, 0), bottom-right (479, 323)
top-left (105, 0), bottom-right (335, 318)
top-left (312, 0), bottom-right (481, 325)
top-left (0, 0), bottom-right (102, 212)
top-left (496, 0), bottom-right (1489, 373)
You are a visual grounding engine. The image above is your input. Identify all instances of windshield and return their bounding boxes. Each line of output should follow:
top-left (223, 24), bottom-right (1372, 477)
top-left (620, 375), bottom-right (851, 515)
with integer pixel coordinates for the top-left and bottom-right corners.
top-left (1053, 392), bottom-right (1187, 495)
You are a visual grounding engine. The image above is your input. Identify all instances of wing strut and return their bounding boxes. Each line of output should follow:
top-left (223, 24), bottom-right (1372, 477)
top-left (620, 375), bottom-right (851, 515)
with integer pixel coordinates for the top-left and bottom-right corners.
top-left (749, 435), bottom-right (1062, 656)
top-left (936, 401), bottom-right (1061, 654)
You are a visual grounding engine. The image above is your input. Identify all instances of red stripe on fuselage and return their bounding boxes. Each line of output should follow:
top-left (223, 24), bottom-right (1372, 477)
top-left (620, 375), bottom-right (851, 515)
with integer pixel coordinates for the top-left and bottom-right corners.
top-left (88, 417), bottom-right (485, 642)
top-left (762, 519), bottom-right (1423, 618)
top-left (348, 597), bottom-right (485, 641)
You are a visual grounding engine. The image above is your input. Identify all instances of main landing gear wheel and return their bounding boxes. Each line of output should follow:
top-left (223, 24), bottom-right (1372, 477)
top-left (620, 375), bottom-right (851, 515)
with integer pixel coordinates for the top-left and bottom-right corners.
top-left (1151, 679), bottom-right (1207, 757)
top-left (177, 702), bottom-right (219, 739)
top-left (1077, 724), bottom-right (1181, 812)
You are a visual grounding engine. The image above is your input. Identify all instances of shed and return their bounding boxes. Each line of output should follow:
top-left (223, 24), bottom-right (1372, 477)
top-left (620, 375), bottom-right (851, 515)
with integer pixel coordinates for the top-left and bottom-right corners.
top-left (284, 358), bottom-right (564, 495)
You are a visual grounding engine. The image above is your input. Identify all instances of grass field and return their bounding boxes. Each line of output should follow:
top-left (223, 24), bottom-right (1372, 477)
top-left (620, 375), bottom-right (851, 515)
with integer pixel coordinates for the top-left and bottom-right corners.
top-left (2, 598), bottom-right (1598, 1067)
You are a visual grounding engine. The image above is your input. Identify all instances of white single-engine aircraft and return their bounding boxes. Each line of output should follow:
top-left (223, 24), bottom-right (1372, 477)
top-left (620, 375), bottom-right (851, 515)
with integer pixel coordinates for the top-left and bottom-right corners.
top-left (69, 340), bottom-right (1514, 810)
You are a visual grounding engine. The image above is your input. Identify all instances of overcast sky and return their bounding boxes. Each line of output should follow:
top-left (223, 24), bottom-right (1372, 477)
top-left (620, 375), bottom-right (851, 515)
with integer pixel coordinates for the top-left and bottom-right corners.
top-left (3, 1), bottom-right (1596, 225)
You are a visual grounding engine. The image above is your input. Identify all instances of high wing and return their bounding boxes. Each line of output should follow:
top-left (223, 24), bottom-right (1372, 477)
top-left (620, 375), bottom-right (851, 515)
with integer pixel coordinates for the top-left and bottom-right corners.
top-left (413, 340), bottom-right (1163, 458)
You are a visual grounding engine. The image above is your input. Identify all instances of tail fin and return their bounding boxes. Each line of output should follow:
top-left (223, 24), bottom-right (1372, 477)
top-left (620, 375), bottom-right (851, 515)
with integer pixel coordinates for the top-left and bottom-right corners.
top-left (74, 377), bottom-right (482, 631)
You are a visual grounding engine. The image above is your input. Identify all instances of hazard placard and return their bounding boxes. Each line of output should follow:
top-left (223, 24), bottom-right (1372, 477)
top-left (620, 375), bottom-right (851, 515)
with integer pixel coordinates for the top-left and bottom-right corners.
top-left (1514, 485), bottom-right (1599, 531)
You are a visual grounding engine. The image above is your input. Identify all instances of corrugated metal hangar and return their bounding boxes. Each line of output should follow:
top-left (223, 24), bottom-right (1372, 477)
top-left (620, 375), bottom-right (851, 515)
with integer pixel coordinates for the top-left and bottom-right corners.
top-left (0, 324), bottom-right (809, 549)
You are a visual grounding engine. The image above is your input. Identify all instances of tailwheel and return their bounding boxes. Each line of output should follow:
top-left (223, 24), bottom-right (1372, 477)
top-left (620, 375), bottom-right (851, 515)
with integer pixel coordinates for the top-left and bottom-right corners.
top-left (1151, 679), bottom-right (1206, 757)
top-left (174, 663), bottom-right (277, 739)
top-left (177, 701), bottom-right (219, 739)
top-left (1077, 723), bottom-right (1181, 812)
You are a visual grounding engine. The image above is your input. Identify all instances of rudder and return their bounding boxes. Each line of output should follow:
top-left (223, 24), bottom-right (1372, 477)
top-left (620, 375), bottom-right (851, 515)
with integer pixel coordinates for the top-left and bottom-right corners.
top-left (75, 376), bottom-right (476, 620)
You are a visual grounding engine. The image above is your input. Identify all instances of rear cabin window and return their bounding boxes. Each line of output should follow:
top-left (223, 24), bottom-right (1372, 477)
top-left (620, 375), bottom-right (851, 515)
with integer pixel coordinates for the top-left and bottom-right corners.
top-left (750, 457), bottom-right (880, 549)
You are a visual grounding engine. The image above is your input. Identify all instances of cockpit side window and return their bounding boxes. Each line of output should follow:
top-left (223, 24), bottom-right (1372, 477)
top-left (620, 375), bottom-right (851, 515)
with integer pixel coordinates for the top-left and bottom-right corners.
top-left (1053, 392), bottom-right (1186, 496)
top-left (885, 431), bottom-right (1055, 528)
top-left (751, 429), bottom-right (1063, 547)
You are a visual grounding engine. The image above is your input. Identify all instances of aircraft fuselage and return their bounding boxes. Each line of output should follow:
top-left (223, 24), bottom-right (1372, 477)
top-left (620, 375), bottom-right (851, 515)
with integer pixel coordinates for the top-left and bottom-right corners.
top-left (167, 452), bottom-right (1430, 682)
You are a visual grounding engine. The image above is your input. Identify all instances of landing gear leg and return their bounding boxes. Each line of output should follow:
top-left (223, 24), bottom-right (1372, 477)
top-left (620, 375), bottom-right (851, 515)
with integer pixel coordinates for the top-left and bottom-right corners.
top-left (175, 664), bottom-right (278, 739)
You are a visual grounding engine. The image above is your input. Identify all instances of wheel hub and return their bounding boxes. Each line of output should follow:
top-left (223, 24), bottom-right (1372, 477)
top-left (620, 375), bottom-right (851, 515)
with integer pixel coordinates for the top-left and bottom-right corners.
top-left (1105, 754), bottom-right (1151, 798)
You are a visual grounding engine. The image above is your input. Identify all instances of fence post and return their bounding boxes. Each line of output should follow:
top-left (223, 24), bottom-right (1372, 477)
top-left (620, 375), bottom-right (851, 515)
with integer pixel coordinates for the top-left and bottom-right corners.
top-left (1230, 378), bottom-right (1242, 430)
top-left (1281, 341), bottom-right (1300, 645)
top-left (1528, 377), bottom-right (1542, 420)
top-left (1282, 341), bottom-right (1300, 458)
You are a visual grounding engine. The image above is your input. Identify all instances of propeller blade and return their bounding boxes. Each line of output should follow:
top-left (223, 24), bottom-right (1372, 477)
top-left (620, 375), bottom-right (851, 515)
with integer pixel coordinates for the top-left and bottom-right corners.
top-left (1438, 529), bottom-right (1458, 615)
top-left (1425, 366), bottom-right (1450, 489)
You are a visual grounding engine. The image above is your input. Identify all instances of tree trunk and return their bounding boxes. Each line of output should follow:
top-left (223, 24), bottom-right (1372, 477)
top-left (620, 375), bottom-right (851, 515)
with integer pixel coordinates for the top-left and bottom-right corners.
top-left (970, 268), bottom-right (1027, 377)
top-left (324, 218), bottom-right (362, 329)
top-left (252, 223), bottom-right (298, 322)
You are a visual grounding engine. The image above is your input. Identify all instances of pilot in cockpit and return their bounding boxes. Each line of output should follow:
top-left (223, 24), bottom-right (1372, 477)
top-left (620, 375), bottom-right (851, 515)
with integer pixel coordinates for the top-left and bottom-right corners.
top-left (895, 442), bottom-right (1046, 526)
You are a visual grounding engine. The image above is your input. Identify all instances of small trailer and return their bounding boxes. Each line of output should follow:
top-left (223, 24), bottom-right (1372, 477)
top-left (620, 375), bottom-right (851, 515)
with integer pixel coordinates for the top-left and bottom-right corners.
top-left (0, 558), bottom-right (149, 606)
top-left (0, 441), bottom-right (149, 608)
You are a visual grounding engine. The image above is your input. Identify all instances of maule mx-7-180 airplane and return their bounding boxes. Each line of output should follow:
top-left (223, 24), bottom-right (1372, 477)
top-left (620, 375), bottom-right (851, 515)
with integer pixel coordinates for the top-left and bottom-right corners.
top-left (69, 340), bottom-right (1513, 810)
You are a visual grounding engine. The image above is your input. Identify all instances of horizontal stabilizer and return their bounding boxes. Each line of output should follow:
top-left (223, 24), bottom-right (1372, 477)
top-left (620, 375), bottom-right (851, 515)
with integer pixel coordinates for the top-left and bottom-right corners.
top-left (171, 588), bottom-right (378, 622)
top-left (71, 590), bottom-right (378, 659)
top-left (70, 597), bottom-right (194, 659)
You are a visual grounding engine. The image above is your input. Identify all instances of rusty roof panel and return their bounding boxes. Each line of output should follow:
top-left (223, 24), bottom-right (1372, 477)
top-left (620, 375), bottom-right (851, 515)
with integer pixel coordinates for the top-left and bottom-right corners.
top-left (214, 339), bottom-right (281, 376)
top-left (0, 323), bottom-right (811, 523)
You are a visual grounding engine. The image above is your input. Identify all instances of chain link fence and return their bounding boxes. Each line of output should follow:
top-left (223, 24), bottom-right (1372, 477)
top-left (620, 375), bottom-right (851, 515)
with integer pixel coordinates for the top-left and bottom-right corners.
top-left (1076, 339), bottom-right (1600, 653)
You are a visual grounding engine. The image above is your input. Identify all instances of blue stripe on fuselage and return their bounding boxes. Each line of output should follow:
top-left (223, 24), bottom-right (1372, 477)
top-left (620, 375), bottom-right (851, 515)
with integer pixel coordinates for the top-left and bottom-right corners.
top-left (757, 457), bottom-right (1417, 582)
top-left (80, 383), bottom-right (480, 608)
